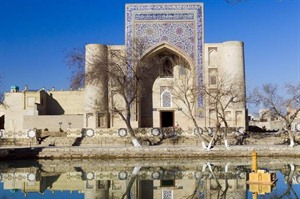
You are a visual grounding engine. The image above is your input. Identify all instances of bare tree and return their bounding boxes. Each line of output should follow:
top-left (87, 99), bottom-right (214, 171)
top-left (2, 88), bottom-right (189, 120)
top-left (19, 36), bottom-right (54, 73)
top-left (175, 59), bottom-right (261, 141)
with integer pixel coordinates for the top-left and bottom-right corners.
top-left (67, 39), bottom-right (157, 147)
top-left (187, 163), bottom-right (230, 199)
top-left (171, 59), bottom-right (245, 150)
top-left (121, 166), bottom-right (142, 199)
top-left (187, 163), bottom-right (208, 199)
top-left (171, 57), bottom-right (208, 149)
top-left (66, 47), bottom-right (85, 89)
top-left (267, 164), bottom-right (299, 199)
top-left (203, 73), bottom-right (245, 150)
top-left (251, 83), bottom-right (300, 147)
top-left (206, 163), bottom-right (231, 199)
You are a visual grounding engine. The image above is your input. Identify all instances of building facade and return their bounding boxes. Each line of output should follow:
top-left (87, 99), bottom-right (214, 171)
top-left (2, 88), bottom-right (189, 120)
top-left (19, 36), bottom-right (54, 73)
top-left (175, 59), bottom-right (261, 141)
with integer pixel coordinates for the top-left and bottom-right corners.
top-left (0, 86), bottom-right (84, 133)
top-left (0, 2), bottom-right (247, 133)
top-left (84, 3), bottom-right (247, 131)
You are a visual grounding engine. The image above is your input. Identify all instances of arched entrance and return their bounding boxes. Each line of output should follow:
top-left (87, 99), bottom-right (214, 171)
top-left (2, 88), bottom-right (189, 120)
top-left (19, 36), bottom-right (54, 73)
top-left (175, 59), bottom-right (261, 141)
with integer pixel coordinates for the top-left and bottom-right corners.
top-left (138, 43), bottom-right (193, 128)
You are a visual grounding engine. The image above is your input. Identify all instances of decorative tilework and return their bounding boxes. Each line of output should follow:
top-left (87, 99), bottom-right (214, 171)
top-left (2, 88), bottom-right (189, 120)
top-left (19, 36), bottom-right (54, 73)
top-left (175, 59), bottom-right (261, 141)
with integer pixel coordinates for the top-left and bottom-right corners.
top-left (135, 13), bottom-right (194, 20)
top-left (126, 3), bottom-right (204, 110)
top-left (135, 22), bottom-right (195, 58)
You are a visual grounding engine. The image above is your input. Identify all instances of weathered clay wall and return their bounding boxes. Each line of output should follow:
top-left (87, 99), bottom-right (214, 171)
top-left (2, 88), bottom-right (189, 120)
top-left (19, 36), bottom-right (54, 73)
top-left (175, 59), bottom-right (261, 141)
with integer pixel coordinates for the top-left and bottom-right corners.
top-left (23, 115), bottom-right (83, 132)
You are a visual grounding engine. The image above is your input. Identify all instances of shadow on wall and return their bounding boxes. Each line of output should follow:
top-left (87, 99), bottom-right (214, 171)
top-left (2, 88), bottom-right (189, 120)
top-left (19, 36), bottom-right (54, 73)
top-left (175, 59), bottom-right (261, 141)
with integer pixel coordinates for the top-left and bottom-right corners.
top-left (248, 125), bottom-right (277, 133)
top-left (72, 135), bottom-right (85, 146)
top-left (46, 94), bottom-right (64, 115)
top-left (0, 147), bottom-right (46, 160)
top-left (0, 115), bottom-right (4, 129)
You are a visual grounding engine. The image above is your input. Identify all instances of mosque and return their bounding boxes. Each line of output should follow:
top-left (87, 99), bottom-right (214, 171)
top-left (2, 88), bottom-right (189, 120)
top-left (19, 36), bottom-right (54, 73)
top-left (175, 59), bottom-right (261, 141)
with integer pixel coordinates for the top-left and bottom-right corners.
top-left (0, 3), bottom-right (247, 134)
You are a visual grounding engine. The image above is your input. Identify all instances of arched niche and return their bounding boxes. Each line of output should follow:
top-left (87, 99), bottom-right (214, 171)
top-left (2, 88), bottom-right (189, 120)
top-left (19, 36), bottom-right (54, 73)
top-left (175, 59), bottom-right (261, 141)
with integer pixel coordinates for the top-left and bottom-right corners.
top-left (208, 68), bottom-right (218, 86)
top-left (235, 111), bottom-right (243, 126)
top-left (141, 42), bottom-right (194, 68)
top-left (138, 43), bottom-right (192, 128)
top-left (208, 48), bottom-right (218, 67)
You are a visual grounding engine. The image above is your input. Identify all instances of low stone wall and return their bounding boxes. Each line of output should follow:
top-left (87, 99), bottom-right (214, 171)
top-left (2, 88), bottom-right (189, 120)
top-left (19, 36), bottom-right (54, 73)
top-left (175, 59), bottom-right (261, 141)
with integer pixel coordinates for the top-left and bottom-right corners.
top-left (1, 127), bottom-right (299, 148)
top-left (65, 127), bottom-right (193, 138)
top-left (0, 130), bottom-right (29, 139)
top-left (249, 119), bottom-right (300, 132)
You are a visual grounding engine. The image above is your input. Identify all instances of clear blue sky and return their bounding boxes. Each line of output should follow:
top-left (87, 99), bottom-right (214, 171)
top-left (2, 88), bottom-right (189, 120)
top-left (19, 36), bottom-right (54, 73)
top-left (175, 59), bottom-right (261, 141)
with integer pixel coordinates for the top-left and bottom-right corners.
top-left (0, 0), bottom-right (299, 93)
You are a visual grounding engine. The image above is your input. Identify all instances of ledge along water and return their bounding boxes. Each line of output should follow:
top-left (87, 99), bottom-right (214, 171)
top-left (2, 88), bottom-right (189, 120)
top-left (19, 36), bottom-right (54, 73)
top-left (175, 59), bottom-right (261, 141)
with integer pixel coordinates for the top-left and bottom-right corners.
top-left (1, 144), bottom-right (300, 160)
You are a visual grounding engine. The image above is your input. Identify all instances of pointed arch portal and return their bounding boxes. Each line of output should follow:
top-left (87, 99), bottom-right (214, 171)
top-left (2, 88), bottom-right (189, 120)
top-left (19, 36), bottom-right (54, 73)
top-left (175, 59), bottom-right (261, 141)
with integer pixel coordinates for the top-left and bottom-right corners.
top-left (138, 44), bottom-right (192, 127)
top-left (126, 3), bottom-right (204, 119)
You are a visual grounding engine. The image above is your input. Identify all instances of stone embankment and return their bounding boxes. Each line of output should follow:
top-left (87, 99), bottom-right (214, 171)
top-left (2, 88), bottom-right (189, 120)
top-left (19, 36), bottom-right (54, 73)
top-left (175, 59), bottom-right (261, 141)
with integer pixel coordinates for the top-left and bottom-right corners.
top-left (0, 131), bottom-right (298, 160)
top-left (1, 144), bottom-right (300, 160)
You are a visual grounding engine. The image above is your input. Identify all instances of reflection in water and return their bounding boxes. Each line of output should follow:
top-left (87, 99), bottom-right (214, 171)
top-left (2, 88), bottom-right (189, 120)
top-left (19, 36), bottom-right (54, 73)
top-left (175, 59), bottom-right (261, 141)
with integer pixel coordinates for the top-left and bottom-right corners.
top-left (0, 158), bottom-right (300, 199)
top-left (247, 150), bottom-right (277, 198)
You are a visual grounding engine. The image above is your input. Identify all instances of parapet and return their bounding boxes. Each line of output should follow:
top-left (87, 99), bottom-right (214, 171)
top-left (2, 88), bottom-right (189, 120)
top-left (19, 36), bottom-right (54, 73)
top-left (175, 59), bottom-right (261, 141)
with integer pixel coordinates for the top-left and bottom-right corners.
top-left (222, 41), bottom-right (244, 46)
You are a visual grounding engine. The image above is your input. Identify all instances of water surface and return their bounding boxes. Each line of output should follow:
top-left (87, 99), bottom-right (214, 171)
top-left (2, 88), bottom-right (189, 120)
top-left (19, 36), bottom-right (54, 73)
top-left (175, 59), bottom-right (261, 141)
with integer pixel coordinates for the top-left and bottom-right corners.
top-left (0, 157), bottom-right (300, 199)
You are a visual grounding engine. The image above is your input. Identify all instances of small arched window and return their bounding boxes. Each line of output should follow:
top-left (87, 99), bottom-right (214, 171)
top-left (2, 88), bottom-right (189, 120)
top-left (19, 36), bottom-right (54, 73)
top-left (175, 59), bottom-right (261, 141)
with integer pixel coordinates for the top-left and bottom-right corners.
top-left (161, 90), bottom-right (172, 107)
top-left (209, 69), bottom-right (218, 86)
top-left (209, 75), bottom-right (217, 86)
top-left (160, 57), bottom-right (173, 78)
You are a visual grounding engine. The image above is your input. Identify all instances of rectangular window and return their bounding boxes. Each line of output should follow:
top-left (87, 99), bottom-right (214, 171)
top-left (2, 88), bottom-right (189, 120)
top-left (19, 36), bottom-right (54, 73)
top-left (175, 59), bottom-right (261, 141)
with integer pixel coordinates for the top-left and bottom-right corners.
top-left (210, 75), bottom-right (217, 85)
top-left (161, 180), bottom-right (175, 187)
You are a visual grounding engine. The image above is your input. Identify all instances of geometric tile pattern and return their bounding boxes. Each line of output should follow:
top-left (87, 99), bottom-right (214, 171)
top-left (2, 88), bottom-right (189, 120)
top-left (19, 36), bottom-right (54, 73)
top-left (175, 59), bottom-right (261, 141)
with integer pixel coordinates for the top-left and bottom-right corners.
top-left (135, 22), bottom-right (196, 59)
top-left (126, 3), bottom-right (204, 109)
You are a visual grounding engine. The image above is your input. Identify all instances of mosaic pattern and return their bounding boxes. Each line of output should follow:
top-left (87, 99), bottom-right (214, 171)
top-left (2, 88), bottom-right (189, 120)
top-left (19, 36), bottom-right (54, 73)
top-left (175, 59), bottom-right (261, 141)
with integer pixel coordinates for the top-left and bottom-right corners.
top-left (126, 3), bottom-right (204, 109)
top-left (135, 13), bottom-right (194, 20)
top-left (135, 22), bottom-right (195, 59)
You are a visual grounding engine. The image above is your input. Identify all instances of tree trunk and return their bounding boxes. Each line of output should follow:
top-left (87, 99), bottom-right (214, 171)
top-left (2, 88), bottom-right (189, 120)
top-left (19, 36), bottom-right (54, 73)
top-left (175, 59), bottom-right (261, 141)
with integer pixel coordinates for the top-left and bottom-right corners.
top-left (223, 123), bottom-right (230, 148)
top-left (192, 118), bottom-right (207, 150)
top-left (122, 108), bottom-right (142, 148)
top-left (221, 165), bottom-right (229, 199)
top-left (207, 131), bottom-right (218, 151)
top-left (127, 125), bottom-right (142, 148)
top-left (207, 163), bottom-right (222, 188)
top-left (207, 125), bottom-right (221, 150)
top-left (121, 166), bottom-right (142, 199)
top-left (207, 109), bottom-right (221, 150)
top-left (288, 129), bottom-right (295, 147)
